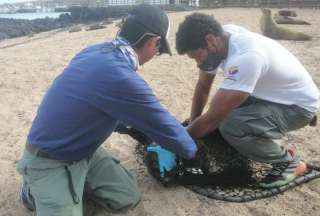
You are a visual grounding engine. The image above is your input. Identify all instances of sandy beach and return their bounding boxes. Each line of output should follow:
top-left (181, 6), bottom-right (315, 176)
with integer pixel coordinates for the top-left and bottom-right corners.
top-left (0, 7), bottom-right (319, 216)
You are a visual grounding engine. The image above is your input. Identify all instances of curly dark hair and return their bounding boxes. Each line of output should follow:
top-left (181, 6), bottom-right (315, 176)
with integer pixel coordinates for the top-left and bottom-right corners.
top-left (176, 13), bottom-right (223, 55)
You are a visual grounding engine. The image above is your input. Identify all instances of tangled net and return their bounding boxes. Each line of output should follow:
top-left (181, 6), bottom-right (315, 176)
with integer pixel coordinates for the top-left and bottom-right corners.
top-left (115, 124), bottom-right (320, 202)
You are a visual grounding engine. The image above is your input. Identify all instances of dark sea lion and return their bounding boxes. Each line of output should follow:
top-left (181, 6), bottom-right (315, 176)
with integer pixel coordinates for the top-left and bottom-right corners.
top-left (260, 8), bottom-right (311, 41)
top-left (278, 9), bottom-right (297, 17)
top-left (273, 14), bottom-right (311, 25)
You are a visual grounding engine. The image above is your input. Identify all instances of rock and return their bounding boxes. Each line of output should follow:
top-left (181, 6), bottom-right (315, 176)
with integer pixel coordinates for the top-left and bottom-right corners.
top-left (101, 19), bottom-right (113, 25)
top-left (85, 24), bottom-right (106, 31)
top-left (0, 32), bottom-right (9, 40)
top-left (68, 26), bottom-right (82, 33)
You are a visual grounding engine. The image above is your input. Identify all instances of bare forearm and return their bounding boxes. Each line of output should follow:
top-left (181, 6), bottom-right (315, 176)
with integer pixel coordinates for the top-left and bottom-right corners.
top-left (188, 113), bottom-right (221, 139)
top-left (190, 84), bottom-right (209, 122)
top-left (190, 73), bottom-right (215, 121)
top-left (188, 89), bottom-right (250, 139)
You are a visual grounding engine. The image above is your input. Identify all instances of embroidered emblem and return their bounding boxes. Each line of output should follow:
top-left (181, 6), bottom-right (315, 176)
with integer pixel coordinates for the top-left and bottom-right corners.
top-left (228, 66), bottom-right (239, 75)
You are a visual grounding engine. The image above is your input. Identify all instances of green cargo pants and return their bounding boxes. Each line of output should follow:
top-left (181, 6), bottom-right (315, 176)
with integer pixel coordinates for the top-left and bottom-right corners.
top-left (16, 147), bottom-right (141, 216)
top-left (219, 97), bottom-right (316, 164)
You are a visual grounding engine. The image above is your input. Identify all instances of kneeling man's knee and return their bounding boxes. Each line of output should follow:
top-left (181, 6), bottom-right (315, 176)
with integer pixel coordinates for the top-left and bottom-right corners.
top-left (111, 186), bottom-right (141, 213)
top-left (219, 111), bottom-right (246, 138)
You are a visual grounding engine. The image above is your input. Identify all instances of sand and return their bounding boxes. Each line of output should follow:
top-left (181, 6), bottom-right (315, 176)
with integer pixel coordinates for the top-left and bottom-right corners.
top-left (0, 7), bottom-right (319, 216)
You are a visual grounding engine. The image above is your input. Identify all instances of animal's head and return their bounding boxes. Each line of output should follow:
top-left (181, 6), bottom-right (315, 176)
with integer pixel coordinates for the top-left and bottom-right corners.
top-left (261, 8), bottom-right (271, 16)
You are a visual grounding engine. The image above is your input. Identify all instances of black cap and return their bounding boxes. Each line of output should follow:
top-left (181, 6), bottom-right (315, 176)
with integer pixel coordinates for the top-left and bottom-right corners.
top-left (121, 4), bottom-right (172, 55)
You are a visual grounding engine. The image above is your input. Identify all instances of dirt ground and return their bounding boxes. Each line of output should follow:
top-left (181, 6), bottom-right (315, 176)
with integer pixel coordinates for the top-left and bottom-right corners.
top-left (0, 7), bottom-right (319, 216)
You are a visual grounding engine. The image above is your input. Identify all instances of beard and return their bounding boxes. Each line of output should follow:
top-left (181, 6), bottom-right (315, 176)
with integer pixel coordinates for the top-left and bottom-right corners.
top-left (198, 52), bottom-right (224, 72)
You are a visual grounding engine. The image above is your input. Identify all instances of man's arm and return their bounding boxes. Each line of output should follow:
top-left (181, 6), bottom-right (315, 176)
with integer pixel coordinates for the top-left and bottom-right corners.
top-left (98, 68), bottom-right (197, 159)
top-left (188, 50), bottom-right (268, 138)
top-left (190, 71), bottom-right (215, 122)
top-left (188, 88), bottom-right (249, 139)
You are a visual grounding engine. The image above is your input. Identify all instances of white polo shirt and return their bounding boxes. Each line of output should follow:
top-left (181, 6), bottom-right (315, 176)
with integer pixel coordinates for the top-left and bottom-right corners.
top-left (210, 24), bottom-right (319, 112)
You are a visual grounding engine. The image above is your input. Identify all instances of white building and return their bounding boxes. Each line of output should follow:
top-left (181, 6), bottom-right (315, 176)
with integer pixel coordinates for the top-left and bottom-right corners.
top-left (64, 0), bottom-right (186, 7)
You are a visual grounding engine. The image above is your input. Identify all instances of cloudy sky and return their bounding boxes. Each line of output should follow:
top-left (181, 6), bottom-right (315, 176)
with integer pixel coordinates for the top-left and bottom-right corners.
top-left (0, 0), bottom-right (31, 3)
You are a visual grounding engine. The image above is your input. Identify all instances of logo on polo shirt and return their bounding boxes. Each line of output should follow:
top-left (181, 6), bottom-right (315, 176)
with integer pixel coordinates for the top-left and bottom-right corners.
top-left (228, 66), bottom-right (239, 75)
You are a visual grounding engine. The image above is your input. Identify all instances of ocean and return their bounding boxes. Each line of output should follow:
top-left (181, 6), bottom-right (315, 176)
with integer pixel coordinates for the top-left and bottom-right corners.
top-left (0, 12), bottom-right (69, 20)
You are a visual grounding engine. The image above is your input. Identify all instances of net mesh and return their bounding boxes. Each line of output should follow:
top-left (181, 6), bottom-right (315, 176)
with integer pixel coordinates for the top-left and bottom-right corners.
top-left (118, 125), bottom-right (320, 202)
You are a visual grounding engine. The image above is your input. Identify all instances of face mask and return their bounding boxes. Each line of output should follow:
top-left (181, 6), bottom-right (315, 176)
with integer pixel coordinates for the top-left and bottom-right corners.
top-left (197, 52), bottom-right (223, 72)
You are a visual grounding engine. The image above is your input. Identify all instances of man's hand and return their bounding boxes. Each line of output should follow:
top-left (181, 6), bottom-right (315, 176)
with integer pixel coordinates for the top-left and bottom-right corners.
top-left (146, 145), bottom-right (177, 177)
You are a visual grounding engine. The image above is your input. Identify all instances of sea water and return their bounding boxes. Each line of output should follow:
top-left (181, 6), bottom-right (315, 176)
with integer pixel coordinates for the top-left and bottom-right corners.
top-left (0, 12), bottom-right (69, 20)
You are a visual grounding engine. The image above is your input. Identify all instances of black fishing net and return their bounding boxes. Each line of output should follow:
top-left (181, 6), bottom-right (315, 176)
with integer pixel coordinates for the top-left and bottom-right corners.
top-left (115, 123), bottom-right (320, 202)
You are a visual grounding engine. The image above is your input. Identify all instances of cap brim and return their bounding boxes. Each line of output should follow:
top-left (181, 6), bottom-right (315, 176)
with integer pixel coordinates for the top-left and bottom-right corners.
top-left (159, 37), bottom-right (172, 56)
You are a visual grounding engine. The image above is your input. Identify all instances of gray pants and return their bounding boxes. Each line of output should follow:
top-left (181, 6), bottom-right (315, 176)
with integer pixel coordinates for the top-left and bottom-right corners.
top-left (219, 97), bottom-right (316, 164)
top-left (17, 147), bottom-right (141, 216)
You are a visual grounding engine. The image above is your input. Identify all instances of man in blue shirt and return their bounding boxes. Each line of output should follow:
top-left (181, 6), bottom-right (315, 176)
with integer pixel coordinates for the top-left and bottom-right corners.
top-left (17, 4), bottom-right (197, 216)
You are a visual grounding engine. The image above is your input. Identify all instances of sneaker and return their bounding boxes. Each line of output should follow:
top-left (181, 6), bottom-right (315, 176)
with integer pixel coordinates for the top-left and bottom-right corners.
top-left (259, 150), bottom-right (307, 188)
top-left (20, 178), bottom-right (35, 211)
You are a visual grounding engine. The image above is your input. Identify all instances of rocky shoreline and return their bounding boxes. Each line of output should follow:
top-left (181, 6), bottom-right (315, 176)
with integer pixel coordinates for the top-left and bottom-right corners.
top-left (0, 5), bottom-right (192, 41)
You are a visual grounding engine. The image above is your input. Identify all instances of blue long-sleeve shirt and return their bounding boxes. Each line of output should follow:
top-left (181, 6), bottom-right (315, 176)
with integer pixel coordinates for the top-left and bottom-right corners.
top-left (27, 37), bottom-right (197, 161)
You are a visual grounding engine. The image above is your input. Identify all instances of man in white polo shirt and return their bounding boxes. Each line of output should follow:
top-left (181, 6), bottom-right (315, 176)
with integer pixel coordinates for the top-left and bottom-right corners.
top-left (175, 13), bottom-right (319, 188)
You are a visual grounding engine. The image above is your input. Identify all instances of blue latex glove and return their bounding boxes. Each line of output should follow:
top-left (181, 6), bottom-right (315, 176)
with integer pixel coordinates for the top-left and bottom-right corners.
top-left (146, 145), bottom-right (177, 177)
